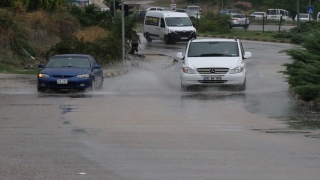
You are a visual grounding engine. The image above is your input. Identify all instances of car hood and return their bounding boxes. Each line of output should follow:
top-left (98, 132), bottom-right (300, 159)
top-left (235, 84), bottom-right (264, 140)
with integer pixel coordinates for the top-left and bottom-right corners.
top-left (186, 57), bottom-right (241, 69)
top-left (41, 67), bottom-right (90, 76)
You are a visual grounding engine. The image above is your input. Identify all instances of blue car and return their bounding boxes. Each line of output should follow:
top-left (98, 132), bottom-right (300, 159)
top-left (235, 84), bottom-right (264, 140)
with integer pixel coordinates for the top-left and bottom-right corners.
top-left (37, 54), bottom-right (104, 92)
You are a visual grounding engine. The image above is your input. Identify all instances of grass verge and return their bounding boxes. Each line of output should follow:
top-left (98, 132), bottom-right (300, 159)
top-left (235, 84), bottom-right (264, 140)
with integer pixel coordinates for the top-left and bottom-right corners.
top-left (0, 63), bottom-right (39, 75)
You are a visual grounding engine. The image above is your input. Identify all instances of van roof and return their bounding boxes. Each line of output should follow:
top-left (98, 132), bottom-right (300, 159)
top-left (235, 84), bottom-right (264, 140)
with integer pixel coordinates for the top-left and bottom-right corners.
top-left (146, 11), bottom-right (189, 17)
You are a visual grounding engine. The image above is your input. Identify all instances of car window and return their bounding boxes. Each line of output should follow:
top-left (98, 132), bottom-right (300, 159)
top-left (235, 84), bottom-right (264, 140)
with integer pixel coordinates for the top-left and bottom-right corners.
top-left (188, 42), bottom-right (239, 57)
top-left (233, 14), bottom-right (246, 18)
top-left (189, 6), bottom-right (200, 11)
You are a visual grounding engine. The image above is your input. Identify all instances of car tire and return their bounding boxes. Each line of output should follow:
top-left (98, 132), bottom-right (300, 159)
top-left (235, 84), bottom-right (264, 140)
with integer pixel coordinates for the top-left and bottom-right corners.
top-left (237, 78), bottom-right (246, 91)
top-left (97, 76), bottom-right (104, 90)
top-left (146, 33), bottom-right (152, 43)
top-left (181, 82), bottom-right (190, 91)
top-left (90, 78), bottom-right (96, 91)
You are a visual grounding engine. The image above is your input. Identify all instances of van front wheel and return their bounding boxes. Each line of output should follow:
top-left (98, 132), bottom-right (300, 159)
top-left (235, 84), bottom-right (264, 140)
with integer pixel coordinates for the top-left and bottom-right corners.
top-left (164, 35), bottom-right (170, 44)
top-left (145, 33), bottom-right (152, 43)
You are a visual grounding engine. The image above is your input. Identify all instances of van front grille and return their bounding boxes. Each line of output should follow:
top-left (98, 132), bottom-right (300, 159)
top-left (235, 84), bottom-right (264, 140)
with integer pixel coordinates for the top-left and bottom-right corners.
top-left (197, 68), bottom-right (229, 74)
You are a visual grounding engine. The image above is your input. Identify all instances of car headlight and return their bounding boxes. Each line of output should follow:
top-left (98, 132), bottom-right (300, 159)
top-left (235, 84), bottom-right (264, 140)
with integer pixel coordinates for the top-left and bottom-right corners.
top-left (38, 73), bottom-right (49, 78)
top-left (77, 74), bottom-right (90, 78)
top-left (182, 67), bottom-right (197, 74)
top-left (229, 67), bottom-right (244, 74)
top-left (168, 29), bottom-right (174, 33)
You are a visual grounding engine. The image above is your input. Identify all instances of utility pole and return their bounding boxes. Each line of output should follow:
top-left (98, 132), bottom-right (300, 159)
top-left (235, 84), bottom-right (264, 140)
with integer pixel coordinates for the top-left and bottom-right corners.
top-left (113, 0), bottom-right (116, 18)
top-left (309, 0), bottom-right (311, 21)
top-left (121, 2), bottom-right (125, 68)
top-left (297, 0), bottom-right (300, 32)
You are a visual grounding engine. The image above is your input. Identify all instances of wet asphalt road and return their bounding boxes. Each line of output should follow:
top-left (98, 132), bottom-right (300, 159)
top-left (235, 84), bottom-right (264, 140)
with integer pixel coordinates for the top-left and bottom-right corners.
top-left (1, 40), bottom-right (320, 180)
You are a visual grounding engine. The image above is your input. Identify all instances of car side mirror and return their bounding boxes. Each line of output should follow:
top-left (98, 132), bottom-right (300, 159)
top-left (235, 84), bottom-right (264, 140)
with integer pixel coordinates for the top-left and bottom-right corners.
top-left (243, 52), bottom-right (252, 59)
top-left (93, 64), bottom-right (101, 69)
top-left (38, 64), bottom-right (45, 68)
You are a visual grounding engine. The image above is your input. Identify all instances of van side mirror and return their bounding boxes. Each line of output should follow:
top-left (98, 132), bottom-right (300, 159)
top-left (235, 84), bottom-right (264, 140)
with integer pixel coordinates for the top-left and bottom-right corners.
top-left (160, 23), bottom-right (165, 28)
top-left (243, 52), bottom-right (252, 59)
top-left (176, 52), bottom-right (184, 60)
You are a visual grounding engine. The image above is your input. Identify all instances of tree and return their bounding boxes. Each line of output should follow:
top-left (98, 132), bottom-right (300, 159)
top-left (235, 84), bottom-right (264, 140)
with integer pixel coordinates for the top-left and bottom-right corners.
top-left (0, 0), bottom-right (63, 11)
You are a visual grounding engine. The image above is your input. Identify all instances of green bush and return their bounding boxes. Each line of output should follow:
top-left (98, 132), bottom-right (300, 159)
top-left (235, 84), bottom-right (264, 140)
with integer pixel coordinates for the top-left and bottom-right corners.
top-left (280, 31), bottom-right (320, 102)
top-left (197, 13), bottom-right (230, 33)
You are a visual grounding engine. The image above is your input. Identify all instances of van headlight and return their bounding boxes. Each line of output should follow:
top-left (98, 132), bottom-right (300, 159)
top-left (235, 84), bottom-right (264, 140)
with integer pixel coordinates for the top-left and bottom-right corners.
top-left (168, 29), bottom-right (174, 33)
top-left (229, 67), bottom-right (244, 74)
top-left (182, 67), bottom-right (197, 74)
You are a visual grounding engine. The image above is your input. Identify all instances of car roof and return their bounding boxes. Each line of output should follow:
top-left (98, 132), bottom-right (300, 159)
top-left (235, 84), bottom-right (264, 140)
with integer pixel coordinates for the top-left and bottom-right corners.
top-left (146, 11), bottom-right (189, 17)
top-left (190, 38), bottom-right (238, 43)
top-left (53, 54), bottom-right (91, 58)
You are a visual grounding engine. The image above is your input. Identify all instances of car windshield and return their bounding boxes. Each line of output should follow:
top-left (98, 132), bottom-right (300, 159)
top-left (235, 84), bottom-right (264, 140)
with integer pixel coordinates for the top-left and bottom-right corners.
top-left (299, 14), bottom-right (309, 18)
top-left (46, 57), bottom-right (90, 68)
top-left (165, 17), bottom-right (193, 26)
top-left (188, 42), bottom-right (239, 57)
top-left (189, 7), bottom-right (200, 11)
top-left (267, 9), bottom-right (278, 15)
top-left (252, 13), bottom-right (264, 16)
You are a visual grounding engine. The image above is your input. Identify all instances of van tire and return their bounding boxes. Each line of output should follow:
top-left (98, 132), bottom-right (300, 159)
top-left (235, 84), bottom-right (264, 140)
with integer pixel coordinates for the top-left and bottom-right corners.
top-left (164, 35), bottom-right (170, 44)
top-left (145, 33), bottom-right (152, 43)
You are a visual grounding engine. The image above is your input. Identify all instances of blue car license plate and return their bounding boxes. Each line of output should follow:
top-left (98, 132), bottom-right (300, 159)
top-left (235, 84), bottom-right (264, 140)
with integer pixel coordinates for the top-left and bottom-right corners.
top-left (57, 79), bottom-right (68, 84)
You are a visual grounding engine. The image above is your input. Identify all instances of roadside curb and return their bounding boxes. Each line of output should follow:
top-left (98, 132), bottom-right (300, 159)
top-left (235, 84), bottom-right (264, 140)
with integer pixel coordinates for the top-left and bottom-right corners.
top-left (288, 88), bottom-right (320, 112)
top-left (105, 70), bottom-right (128, 77)
top-left (161, 56), bottom-right (175, 69)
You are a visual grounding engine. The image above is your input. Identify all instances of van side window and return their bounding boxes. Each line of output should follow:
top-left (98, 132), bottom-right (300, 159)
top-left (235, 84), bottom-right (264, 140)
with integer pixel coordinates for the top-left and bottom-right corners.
top-left (160, 18), bottom-right (165, 28)
top-left (145, 16), bottom-right (159, 26)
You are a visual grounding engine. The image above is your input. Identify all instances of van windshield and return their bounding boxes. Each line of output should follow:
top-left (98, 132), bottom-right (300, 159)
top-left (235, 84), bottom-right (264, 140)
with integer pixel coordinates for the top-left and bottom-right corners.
top-left (165, 17), bottom-right (193, 26)
top-left (267, 9), bottom-right (279, 15)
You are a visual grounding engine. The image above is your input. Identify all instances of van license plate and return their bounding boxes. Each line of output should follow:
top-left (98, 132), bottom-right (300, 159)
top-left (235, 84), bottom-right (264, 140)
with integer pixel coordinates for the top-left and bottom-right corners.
top-left (181, 37), bottom-right (188, 39)
top-left (204, 77), bottom-right (222, 80)
top-left (57, 79), bottom-right (68, 84)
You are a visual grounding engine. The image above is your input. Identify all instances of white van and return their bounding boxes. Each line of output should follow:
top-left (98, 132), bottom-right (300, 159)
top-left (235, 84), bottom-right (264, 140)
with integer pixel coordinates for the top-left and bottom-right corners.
top-left (266, 9), bottom-right (293, 21)
top-left (317, 12), bottom-right (320, 21)
top-left (143, 11), bottom-right (197, 44)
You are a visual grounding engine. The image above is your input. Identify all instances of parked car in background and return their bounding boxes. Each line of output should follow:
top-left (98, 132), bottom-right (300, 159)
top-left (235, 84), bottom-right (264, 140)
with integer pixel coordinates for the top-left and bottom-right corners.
top-left (217, 9), bottom-right (241, 15)
top-left (295, 13), bottom-right (313, 21)
top-left (229, 14), bottom-right (249, 29)
top-left (133, 10), bottom-right (146, 23)
top-left (185, 5), bottom-right (202, 14)
top-left (317, 12), bottom-right (320, 21)
top-left (176, 38), bottom-right (252, 91)
top-left (37, 54), bottom-right (104, 92)
top-left (250, 12), bottom-right (266, 19)
top-left (175, 8), bottom-right (201, 19)
top-left (146, 7), bottom-right (171, 11)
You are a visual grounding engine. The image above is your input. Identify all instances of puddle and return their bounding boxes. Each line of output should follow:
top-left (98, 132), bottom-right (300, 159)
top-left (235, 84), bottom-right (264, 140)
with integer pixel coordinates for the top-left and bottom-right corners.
top-left (60, 104), bottom-right (79, 114)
